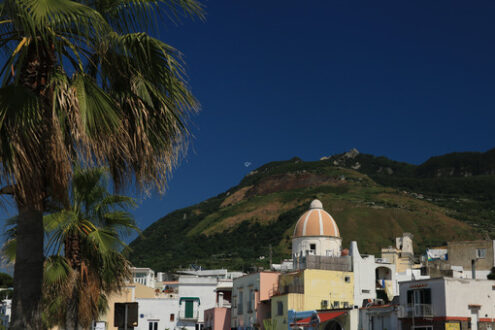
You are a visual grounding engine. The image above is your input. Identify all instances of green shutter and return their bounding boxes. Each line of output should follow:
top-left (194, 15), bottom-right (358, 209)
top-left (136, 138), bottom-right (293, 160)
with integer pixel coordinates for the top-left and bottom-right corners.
top-left (185, 300), bottom-right (194, 318)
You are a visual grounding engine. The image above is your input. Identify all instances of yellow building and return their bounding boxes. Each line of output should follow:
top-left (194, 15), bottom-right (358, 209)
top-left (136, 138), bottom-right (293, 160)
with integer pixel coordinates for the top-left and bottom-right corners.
top-left (269, 200), bottom-right (355, 330)
top-left (99, 282), bottom-right (156, 330)
top-left (270, 269), bottom-right (354, 330)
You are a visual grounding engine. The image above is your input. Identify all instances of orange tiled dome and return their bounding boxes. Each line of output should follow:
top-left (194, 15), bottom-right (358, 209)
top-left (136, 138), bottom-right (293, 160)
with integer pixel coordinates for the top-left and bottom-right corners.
top-left (293, 199), bottom-right (340, 238)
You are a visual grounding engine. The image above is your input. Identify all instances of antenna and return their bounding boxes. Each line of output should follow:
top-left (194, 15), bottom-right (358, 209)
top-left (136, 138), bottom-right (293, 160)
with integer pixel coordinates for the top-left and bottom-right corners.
top-left (269, 244), bottom-right (273, 269)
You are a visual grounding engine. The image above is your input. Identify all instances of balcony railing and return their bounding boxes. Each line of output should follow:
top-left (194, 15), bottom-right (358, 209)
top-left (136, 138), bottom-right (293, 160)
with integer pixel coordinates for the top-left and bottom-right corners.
top-left (179, 310), bottom-right (200, 320)
top-left (402, 304), bottom-right (433, 318)
top-left (275, 284), bottom-right (304, 295)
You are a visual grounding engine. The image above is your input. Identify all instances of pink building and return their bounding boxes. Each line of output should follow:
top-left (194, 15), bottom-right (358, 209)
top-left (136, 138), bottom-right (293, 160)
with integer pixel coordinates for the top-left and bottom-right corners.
top-left (204, 307), bottom-right (231, 330)
top-left (231, 271), bottom-right (280, 329)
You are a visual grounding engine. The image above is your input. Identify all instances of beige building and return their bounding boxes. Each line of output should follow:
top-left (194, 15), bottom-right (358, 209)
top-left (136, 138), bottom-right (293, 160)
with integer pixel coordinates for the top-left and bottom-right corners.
top-left (427, 240), bottom-right (495, 279)
top-left (381, 232), bottom-right (416, 273)
top-left (99, 283), bottom-right (156, 330)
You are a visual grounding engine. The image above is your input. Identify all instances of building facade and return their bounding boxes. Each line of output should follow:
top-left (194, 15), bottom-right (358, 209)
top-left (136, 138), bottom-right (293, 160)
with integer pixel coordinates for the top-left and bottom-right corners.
top-left (231, 271), bottom-right (280, 330)
top-left (399, 277), bottom-right (495, 330)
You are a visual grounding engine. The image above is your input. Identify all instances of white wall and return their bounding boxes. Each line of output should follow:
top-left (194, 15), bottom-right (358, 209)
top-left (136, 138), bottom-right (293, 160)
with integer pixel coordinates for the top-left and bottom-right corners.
top-left (350, 241), bottom-right (396, 306)
top-left (396, 269), bottom-right (429, 294)
top-left (444, 278), bottom-right (495, 318)
top-left (292, 236), bottom-right (342, 258)
top-left (136, 298), bottom-right (178, 330)
top-left (177, 276), bottom-right (219, 330)
top-left (351, 241), bottom-right (377, 305)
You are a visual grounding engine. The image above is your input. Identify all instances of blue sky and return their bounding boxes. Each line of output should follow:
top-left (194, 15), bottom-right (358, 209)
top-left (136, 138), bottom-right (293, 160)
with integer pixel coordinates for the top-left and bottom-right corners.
top-left (128, 0), bottom-right (495, 230)
top-left (2, 0), bottom-right (495, 234)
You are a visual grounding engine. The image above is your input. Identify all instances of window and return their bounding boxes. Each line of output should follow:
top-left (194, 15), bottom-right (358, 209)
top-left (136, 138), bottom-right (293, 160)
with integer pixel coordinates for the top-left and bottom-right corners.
top-left (238, 291), bottom-right (243, 315)
top-left (345, 276), bottom-right (351, 283)
top-left (248, 289), bottom-right (253, 312)
top-left (332, 301), bottom-right (340, 309)
top-left (148, 321), bottom-right (158, 330)
top-left (170, 314), bottom-right (175, 321)
top-left (407, 289), bottom-right (431, 305)
top-left (277, 301), bottom-right (283, 316)
top-left (477, 248), bottom-right (487, 259)
top-left (321, 300), bottom-right (328, 309)
top-left (310, 244), bottom-right (316, 251)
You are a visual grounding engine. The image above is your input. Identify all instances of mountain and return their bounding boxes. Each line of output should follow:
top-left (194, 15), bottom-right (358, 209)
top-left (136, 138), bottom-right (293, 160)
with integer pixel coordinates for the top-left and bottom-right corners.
top-left (129, 148), bottom-right (495, 272)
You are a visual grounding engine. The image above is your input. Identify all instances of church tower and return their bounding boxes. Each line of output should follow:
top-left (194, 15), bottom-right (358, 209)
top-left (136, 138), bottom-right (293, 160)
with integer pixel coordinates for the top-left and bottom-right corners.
top-left (292, 199), bottom-right (342, 262)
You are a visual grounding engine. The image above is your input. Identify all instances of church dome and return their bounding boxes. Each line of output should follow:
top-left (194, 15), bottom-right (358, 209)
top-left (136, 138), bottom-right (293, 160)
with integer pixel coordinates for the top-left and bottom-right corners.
top-left (293, 199), bottom-right (340, 238)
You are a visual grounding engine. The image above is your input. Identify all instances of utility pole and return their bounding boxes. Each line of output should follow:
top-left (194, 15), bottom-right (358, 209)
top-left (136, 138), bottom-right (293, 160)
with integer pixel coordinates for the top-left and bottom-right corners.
top-left (269, 244), bottom-right (273, 269)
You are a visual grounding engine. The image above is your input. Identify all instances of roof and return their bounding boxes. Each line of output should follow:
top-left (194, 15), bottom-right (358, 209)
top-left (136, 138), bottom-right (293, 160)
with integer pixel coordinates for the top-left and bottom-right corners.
top-left (293, 200), bottom-right (340, 238)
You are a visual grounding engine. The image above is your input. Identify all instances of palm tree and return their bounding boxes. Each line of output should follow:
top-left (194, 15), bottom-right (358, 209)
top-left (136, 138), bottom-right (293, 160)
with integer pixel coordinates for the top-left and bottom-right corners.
top-left (0, 0), bottom-right (203, 328)
top-left (4, 167), bottom-right (140, 329)
top-left (44, 167), bottom-right (139, 329)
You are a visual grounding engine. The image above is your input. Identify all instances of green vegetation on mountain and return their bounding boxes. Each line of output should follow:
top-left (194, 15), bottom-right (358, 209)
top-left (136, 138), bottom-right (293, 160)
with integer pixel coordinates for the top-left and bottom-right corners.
top-left (129, 148), bottom-right (495, 272)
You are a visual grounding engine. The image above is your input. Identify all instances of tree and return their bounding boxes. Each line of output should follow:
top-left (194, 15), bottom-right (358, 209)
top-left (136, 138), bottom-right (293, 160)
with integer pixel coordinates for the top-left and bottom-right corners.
top-left (0, 273), bottom-right (13, 288)
top-left (43, 167), bottom-right (139, 329)
top-left (4, 167), bottom-right (139, 329)
top-left (0, 1), bottom-right (203, 328)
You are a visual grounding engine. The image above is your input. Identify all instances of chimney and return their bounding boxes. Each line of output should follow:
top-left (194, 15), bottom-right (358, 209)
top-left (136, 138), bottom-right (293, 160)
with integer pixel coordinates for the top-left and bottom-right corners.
top-left (218, 292), bottom-right (224, 307)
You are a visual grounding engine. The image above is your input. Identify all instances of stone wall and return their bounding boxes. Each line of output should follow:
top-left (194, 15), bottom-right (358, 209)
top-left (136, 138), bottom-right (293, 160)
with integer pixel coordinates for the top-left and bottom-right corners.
top-left (447, 240), bottom-right (493, 271)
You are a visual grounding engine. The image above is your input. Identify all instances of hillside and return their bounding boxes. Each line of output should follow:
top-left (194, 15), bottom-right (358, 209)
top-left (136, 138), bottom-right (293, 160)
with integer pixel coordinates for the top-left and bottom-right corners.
top-left (129, 148), bottom-right (495, 272)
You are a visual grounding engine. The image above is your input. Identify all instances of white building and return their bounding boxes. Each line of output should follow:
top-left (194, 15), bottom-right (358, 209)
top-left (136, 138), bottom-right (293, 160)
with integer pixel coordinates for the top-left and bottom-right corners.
top-left (133, 269), bottom-right (242, 330)
top-left (177, 276), bottom-right (219, 330)
top-left (350, 241), bottom-right (396, 306)
top-left (0, 299), bottom-right (11, 329)
top-left (136, 297), bottom-right (179, 330)
top-left (132, 267), bottom-right (156, 288)
top-left (177, 269), bottom-right (244, 280)
top-left (399, 277), bottom-right (495, 330)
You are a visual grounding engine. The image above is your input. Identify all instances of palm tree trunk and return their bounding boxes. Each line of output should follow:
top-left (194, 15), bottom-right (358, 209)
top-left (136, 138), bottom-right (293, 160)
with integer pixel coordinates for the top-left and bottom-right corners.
top-left (65, 281), bottom-right (80, 330)
top-left (10, 206), bottom-right (44, 330)
top-left (65, 233), bottom-right (82, 330)
top-left (11, 42), bottom-right (56, 330)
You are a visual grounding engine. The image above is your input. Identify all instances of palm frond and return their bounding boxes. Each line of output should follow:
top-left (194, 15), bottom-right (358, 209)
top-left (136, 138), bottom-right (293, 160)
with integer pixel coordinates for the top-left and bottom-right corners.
top-left (92, 0), bottom-right (205, 33)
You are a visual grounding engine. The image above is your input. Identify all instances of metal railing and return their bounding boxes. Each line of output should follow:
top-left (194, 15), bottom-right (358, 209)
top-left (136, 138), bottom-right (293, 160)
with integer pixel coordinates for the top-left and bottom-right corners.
top-left (276, 284), bottom-right (304, 295)
top-left (179, 310), bottom-right (200, 320)
top-left (402, 304), bottom-right (433, 317)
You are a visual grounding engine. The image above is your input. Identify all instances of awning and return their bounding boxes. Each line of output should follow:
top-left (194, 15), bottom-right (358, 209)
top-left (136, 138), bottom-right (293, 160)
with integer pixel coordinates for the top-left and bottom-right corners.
top-left (295, 311), bottom-right (346, 325)
top-left (318, 311), bottom-right (346, 323)
top-left (295, 317), bottom-right (311, 324)
top-left (179, 297), bottom-right (200, 305)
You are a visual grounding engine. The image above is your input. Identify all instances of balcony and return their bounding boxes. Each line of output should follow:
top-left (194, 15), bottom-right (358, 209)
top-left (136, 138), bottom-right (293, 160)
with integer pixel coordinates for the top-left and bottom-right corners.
top-left (179, 310), bottom-right (200, 321)
top-left (401, 304), bottom-right (433, 318)
top-left (276, 284), bottom-right (304, 295)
